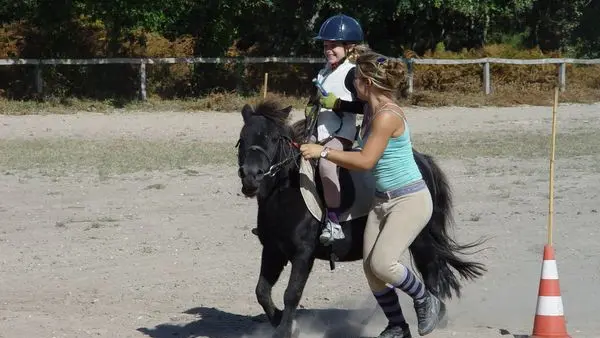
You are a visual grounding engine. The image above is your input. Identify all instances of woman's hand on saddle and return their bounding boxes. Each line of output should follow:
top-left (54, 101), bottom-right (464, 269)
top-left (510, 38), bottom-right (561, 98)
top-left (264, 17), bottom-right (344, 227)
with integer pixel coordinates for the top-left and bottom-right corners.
top-left (300, 143), bottom-right (324, 160)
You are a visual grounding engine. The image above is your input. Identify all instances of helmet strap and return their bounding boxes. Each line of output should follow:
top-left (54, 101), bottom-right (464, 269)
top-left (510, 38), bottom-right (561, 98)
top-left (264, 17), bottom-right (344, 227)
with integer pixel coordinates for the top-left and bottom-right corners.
top-left (330, 56), bottom-right (347, 70)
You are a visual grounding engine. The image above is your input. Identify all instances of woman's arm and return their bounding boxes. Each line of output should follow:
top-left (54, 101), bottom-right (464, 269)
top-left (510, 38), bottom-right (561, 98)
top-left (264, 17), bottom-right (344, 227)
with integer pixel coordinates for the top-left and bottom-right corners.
top-left (334, 99), bottom-right (365, 115)
top-left (320, 68), bottom-right (366, 115)
top-left (300, 111), bottom-right (404, 171)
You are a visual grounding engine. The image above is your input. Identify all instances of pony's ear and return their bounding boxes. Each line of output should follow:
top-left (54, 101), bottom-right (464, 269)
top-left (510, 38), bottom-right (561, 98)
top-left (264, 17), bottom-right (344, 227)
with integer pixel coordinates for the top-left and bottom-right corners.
top-left (278, 105), bottom-right (293, 119)
top-left (241, 104), bottom-right (254, 124)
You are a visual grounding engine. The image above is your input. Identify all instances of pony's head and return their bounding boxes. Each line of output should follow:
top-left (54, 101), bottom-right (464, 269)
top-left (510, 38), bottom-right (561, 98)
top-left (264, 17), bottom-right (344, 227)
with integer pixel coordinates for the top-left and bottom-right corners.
top-left (236, 100), bottom-right (294, 197)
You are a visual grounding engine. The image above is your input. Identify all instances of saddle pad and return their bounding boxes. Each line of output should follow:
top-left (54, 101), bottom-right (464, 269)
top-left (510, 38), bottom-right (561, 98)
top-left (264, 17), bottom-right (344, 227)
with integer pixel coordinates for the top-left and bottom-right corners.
top-left (299, 157), bottom-right (375, 222)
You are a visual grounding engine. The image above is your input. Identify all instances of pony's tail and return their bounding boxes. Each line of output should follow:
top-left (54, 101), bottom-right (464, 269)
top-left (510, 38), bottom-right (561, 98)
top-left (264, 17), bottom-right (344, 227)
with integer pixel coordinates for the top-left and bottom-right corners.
top-left (410, 151), bottom-right (487, 300)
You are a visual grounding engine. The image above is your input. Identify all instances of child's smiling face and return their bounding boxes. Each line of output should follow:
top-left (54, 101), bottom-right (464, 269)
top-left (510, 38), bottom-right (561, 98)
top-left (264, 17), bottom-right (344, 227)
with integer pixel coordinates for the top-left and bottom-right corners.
top-left (323, 41), bottom-right (346, 65)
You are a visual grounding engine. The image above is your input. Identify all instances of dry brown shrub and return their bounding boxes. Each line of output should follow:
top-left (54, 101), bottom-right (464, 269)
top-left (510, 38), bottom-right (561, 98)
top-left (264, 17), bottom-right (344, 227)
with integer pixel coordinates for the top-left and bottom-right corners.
top-left (122, 30), bottom-right (196, 98)
top-left (0, 21), bottom-right (29, 58)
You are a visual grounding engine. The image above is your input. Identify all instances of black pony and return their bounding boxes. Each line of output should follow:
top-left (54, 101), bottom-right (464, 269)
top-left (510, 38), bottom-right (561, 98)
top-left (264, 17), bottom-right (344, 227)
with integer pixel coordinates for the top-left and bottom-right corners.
top-left (236, 100), bottom-right (485, 338)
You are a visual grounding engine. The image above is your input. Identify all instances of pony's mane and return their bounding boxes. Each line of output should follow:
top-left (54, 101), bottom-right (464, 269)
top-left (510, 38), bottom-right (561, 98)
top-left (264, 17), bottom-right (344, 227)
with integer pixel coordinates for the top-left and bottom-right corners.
top-left (290, 119), bottom-right (307, 143)
top-left (252, 99), bottom-right (306, 142)
top-left (252, 99), bottom-right (291, 126)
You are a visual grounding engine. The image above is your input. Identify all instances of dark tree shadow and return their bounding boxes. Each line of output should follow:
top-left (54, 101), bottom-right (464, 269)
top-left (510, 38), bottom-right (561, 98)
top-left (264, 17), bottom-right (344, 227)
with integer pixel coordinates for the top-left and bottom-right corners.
top-left (137, 306), bottom-right (378, 338)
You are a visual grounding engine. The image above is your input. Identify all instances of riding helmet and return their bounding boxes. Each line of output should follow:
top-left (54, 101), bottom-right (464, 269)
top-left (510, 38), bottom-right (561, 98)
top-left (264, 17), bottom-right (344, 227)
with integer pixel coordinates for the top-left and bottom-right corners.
top-left (314, 14), bottom-right (364, 42)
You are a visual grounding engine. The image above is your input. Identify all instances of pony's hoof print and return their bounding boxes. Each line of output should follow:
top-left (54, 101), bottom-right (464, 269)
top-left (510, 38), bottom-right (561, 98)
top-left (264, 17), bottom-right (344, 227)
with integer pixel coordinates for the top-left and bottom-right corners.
top-left (437, 314), bottom-right (449, 329)
top-left (437, 303), bottom-right (448, 329)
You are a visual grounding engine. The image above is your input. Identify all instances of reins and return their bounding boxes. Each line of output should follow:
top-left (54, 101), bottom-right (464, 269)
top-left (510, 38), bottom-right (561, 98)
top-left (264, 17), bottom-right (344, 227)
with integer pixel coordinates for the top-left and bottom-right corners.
top-left (263, 136), bottom-right (301, 177)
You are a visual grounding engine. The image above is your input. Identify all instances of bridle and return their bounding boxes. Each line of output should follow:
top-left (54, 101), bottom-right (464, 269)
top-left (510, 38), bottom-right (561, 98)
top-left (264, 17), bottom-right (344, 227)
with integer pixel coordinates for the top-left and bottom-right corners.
top-left (236, 135), bottom-right (301, 179)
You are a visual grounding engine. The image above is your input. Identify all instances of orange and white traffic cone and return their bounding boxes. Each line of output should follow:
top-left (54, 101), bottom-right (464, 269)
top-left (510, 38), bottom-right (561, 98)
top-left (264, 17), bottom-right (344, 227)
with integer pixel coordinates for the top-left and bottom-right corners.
top-left (531, 244), bottom-right (571, 338)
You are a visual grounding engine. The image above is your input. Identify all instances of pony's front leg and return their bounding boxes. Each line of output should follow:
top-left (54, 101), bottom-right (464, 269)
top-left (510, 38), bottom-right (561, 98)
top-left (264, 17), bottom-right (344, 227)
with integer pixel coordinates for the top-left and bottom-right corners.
top-left (256, 246), bottom-right (288, 327)
top-left (272, 251), bottom-right (315, 338)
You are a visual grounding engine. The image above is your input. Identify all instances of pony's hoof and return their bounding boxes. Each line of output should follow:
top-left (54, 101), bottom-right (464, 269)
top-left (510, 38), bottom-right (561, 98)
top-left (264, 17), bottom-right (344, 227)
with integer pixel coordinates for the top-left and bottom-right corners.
top-left (271, 321), bottom-right (299, 338)
top-left (270, 309), bottom-right (283, 327)
top-left (271, 328), bottom-right (294, 338)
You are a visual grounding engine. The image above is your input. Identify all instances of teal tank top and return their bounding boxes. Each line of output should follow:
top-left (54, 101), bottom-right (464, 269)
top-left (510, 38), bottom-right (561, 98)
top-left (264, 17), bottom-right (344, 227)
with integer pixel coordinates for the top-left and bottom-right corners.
top-left (357, 110), bottom-right (422, 192)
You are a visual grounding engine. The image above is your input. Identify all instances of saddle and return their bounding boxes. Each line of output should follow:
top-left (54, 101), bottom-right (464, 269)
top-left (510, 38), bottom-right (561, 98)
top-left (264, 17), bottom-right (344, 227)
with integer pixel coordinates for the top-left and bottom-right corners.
top-left (298, 154), bottom-right (375, 223)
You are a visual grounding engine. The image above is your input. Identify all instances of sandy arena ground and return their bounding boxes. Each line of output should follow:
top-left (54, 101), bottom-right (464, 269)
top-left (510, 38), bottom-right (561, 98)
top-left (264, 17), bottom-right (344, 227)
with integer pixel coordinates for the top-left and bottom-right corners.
top-left (1, 103), bottom-right (599, 338)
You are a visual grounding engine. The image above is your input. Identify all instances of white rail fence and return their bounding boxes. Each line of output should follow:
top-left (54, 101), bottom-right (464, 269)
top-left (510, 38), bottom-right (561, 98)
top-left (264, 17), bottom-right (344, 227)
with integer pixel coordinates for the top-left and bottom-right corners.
top-left (1, 57), bottom-right (599, 100)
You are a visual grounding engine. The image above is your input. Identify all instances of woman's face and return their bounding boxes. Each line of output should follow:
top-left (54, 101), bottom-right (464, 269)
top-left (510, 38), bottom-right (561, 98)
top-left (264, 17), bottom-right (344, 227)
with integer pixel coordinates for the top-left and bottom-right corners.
top-left (323, 41), bottom-right (346, 64)
top-left (353, 70), bottom-right (369, 100)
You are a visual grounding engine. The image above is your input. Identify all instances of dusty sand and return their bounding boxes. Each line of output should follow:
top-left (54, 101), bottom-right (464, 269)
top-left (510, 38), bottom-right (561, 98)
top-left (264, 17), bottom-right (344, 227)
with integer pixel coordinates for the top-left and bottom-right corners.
top-left (1, 103), bottom-right (599, 338)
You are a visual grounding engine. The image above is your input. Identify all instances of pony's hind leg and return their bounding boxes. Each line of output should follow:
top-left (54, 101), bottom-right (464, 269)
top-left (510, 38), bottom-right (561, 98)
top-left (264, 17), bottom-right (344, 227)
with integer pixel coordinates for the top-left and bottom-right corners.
top-left (272, 251), bottom-right (315, 338)
top-left (256, 246), bottom-right (288, 327)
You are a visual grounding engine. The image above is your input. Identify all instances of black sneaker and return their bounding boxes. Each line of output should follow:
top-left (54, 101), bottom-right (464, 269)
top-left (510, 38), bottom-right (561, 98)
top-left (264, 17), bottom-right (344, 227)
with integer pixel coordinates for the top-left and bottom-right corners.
top-left (413, 291), bottom-right (446, 336)
top-left (377, 322), bottom-right (412, 338)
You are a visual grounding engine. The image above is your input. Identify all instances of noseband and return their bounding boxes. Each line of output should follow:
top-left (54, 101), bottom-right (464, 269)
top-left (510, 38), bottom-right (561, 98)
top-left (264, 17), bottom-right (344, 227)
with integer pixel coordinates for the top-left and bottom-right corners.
top-left (236, 136), bottom-right (300, 178)
top-left (250, 144), bottom-right (273, 162)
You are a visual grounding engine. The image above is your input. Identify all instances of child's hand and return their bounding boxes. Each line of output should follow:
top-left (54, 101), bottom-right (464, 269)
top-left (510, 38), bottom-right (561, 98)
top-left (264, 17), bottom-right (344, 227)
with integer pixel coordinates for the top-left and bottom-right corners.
top-left (319, 92), bottom-right (339, 109)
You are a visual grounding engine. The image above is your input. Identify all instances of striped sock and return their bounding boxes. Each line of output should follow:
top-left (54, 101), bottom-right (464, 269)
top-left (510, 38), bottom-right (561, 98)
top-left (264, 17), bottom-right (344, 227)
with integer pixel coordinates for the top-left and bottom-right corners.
top-left (394, 266), bottom-right (426, 301)
top-left (373, 287), bottom-right (406, 326)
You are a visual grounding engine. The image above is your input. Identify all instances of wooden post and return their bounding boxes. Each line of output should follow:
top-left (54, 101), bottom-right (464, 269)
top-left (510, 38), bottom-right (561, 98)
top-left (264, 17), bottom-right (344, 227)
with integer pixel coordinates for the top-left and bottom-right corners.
top-left (558, 63), bottom-right (566, 92)
top-left (139, 62), bottom-right (147, 101)
top-left (547, 87), bottom-right (559, 246)
top-left (263, 72), bottom-right (269, 99)
top-left (35, 62), bottom-right (43, 96)
top-left (407, 61), bottom-right (414, 95)
top-left (483, 62), bottom-right (491, 95)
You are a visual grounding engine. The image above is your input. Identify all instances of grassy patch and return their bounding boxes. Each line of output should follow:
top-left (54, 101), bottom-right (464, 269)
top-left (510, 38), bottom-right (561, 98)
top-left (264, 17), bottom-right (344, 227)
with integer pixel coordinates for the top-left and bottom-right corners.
top-left (0, 92), bottom-right (307, 115)
top-left (1, 87), bottom-right (599, 115)
top-left (1, 130), bottom-right (598, 175)
top-left (0, 138), bottom-right (236, 175)
top-left (414, 130), bottom-right (600, 159)
top-left (405, 85), bottom-right (600, 107)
